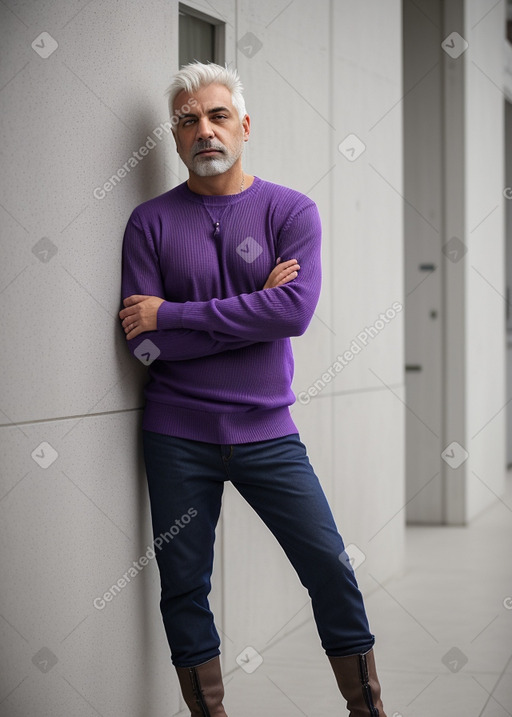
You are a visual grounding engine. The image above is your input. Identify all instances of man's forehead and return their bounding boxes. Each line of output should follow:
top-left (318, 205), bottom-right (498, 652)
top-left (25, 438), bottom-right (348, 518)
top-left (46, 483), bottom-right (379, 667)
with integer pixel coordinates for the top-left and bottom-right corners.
top-left (173, 83), bottom-right (234, 112)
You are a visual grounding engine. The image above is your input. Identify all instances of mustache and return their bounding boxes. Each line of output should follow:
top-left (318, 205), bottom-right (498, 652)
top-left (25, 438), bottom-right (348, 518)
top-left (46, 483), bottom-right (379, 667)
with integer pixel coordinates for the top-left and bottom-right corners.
top-left (194, 140), bottom-right (226, 155)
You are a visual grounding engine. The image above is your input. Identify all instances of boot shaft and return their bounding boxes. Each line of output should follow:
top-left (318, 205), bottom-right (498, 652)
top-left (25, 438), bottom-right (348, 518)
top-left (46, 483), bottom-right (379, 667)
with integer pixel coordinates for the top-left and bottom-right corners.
top-left (328, 648), bottom-right (387, 716)
top-left (175, 656), bottom-right (228, 716)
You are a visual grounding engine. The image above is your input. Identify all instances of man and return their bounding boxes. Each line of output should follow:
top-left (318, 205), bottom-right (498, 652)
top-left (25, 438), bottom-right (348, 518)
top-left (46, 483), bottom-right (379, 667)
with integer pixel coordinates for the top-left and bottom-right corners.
top-left (119, 61), bottom-right (387, 717)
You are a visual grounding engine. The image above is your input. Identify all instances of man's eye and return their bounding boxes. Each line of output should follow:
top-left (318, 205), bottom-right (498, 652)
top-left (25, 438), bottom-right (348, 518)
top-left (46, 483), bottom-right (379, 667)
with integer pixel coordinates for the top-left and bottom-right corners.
top-left (213, 115), bottom-right (227, 120)
top-left (182, 118), bottom-right (195, 126)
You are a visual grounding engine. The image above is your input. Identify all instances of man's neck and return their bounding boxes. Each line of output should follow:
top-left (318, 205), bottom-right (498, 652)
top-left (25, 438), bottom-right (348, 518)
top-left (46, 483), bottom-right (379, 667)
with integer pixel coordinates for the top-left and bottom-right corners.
top-left (186, 164), bottom-right (253, 196)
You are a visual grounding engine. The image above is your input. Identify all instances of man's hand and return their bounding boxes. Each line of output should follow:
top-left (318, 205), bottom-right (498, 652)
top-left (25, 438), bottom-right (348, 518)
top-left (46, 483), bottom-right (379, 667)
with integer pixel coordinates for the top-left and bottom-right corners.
top-left (119, 295), bottom-right (164, 340)
top-left (119, 260), bottom-right (299, 340)
top-left (263, 258), bottom-right (300, 289)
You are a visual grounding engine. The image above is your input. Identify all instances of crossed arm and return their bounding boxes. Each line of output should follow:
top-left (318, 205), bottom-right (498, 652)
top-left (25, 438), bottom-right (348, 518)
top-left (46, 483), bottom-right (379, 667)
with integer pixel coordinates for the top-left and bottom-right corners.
top-left (120, 203), bottom-right (321, 360)
top-left (119, 258), bottom-right (300, 341)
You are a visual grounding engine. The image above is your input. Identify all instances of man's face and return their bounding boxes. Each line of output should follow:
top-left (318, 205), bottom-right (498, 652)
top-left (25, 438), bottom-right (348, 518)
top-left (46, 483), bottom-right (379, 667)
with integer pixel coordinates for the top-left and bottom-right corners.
top-left (172, 83), bottom-right (250, 177)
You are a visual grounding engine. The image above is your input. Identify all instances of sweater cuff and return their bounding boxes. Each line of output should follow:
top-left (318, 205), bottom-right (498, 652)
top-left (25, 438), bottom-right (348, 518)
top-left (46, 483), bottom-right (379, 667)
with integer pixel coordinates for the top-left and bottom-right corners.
top-left (157, 301), bottom-right (185, 330)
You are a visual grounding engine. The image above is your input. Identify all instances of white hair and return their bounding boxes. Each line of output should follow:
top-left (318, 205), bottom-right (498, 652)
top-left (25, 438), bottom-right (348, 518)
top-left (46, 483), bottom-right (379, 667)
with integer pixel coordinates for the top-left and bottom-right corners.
top-left (166, 61), bottom-right (247, 124)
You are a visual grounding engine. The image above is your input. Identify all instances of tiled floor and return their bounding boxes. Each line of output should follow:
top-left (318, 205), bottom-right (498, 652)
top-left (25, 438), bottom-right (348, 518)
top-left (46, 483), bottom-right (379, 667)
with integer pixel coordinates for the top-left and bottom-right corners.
top-left (222, 473), bottom-right (512, 716)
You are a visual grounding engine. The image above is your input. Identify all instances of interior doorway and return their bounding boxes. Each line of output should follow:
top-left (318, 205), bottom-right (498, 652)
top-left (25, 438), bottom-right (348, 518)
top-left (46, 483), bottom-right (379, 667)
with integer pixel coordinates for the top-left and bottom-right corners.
top-left (403, 0), bottom-right (469, 524)
top-left (403, 0), bottom-right (445, 523)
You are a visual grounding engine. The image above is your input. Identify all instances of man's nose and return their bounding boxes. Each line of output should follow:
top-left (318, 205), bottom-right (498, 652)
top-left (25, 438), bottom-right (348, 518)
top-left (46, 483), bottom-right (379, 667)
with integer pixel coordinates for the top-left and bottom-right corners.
top-left (195, 117), bottom-right (214, 140)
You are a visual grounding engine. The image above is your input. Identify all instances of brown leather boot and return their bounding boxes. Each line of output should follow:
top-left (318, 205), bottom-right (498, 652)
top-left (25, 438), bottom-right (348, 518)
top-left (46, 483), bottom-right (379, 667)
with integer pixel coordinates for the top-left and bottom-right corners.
top-left (175, 656), bottom-right (228, 716)
top-left (328, 648), bottom-right (387, 716)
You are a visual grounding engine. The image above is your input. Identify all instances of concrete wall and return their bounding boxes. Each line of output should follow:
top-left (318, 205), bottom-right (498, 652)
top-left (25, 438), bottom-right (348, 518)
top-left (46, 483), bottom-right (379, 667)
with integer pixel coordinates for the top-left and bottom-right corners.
top-left (463, 0), bottom-right (507, 520)
top-left (1, 2), bottom-right (180, 715)
top-left (0, 1), bottom-right (404, 714)
top-left (506, 33), bottom-right (512, 468)
top-left (506, 98), bottom-right (512, 466)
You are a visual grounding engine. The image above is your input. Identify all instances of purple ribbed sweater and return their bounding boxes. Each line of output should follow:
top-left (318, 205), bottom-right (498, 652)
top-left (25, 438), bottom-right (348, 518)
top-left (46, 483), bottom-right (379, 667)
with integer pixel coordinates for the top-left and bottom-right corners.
top-left (120, 176), bottom-right (322, 443)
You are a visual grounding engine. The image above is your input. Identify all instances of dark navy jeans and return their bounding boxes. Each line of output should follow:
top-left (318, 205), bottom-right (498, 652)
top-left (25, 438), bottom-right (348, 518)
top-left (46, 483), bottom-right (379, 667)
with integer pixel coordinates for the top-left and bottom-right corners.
top-left (142, 430), bottom-right (375, 668)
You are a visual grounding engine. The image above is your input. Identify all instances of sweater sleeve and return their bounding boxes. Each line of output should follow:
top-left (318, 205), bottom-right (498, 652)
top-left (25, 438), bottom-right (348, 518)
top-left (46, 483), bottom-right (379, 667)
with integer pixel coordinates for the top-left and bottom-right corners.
top-left (120, 209), bottom-right (256, 361)
top-left (157, 202), bottom-right (322, 341)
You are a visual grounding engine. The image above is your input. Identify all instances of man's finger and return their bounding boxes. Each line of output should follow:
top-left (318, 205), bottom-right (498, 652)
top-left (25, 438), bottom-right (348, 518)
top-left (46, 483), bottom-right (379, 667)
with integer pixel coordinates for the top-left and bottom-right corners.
top-left (278, 265), bottom-right (300, 279)
top-left (282, 271), bottom-right (298, 283)
top-left (123, 294), bottom-right (146, 307)
top-left (126, 324), bottom-right (141, 340)
top-left (119, 305), bottom-right (137, 320)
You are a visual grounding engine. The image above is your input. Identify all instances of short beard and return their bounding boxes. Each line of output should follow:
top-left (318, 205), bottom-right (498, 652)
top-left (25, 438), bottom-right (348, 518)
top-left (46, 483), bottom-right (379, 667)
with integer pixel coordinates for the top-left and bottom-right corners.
top-left (187, 137), bottom-right (244, 177)
top-left (191, 153), bottom-right (237, 177)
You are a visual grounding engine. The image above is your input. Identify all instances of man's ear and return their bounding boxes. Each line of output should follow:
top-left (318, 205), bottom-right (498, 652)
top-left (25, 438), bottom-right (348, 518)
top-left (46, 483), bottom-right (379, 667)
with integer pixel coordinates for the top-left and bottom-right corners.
top-left (242, 113), bottom-right (251, 141)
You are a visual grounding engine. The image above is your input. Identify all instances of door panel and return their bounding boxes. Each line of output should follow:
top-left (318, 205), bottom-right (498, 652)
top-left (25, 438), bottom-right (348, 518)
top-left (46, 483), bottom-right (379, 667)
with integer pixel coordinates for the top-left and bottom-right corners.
top-left (403, 0), bottom-right (444, 523)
